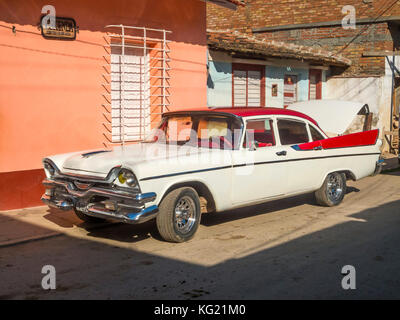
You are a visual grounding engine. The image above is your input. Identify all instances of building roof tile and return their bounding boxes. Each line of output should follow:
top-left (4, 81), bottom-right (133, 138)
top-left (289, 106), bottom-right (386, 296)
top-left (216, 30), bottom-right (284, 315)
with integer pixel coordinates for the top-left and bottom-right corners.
top-left (207, 29), bottom-right (352, 67)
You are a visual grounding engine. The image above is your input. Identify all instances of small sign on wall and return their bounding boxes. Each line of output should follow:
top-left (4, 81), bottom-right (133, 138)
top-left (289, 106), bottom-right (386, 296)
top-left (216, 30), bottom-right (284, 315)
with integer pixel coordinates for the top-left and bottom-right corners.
top-left (40, 16), bottom-right (77, 40)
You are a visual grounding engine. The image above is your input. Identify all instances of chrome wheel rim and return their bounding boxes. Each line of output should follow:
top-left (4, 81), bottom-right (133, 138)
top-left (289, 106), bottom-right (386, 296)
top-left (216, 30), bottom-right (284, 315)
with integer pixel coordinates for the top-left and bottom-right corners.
top-left (327, 173), bottom-right (343, 202)
top-left (174, 196), bottom-right (196, 234)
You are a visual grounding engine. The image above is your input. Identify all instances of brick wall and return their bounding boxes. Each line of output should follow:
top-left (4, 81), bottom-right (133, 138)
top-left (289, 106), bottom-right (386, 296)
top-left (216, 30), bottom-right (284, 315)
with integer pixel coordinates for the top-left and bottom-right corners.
top-left (208, 0), bottom-right (400, 76)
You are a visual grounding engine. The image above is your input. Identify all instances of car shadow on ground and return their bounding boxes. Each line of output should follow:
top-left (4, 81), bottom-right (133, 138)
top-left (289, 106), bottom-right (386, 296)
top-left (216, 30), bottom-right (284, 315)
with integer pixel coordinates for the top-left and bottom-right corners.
top-left (201, 193), bottom-right (315, 227)
top-left (86, 220), bottom-right (164, 243)
top-left (54, 192), bottom-right (319, 242)
top-left (202, 185), bottom-right (360, 227)
top-left (381, 167), bottom-right (400, 176)
top-left (346, 186), bottom-right (360, 194)
top-left (43, 207), bottom-right (161, 243)
top-left (2, 198), bottom-right (400, 299)
top-left (42, 185), bottom-right (363, 243)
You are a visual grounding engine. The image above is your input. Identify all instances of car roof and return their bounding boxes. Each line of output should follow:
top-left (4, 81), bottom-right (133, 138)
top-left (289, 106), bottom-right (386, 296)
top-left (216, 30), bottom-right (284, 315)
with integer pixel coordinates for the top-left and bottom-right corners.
top-left (165, 107), bottom-right (318, 126)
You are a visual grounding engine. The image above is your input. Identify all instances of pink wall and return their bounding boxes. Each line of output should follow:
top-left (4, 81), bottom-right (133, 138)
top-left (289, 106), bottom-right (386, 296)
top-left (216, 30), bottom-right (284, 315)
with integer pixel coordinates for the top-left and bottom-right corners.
top-left (0, 0), bottom-right (207, 174)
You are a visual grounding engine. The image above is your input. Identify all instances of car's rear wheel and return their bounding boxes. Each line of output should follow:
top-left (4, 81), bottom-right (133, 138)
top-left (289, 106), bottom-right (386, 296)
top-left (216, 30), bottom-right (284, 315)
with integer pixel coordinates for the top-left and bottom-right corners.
top-left (73, 208), bottom-right (105, 223)
top-left (315, 172), bottom-right (346, 207)
top-left (156, 187), bottom-right (201, 243)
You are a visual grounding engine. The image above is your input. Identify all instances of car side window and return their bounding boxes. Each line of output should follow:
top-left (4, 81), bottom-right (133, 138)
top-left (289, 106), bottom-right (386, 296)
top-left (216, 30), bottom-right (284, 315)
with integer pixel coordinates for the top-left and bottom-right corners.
top-left (277, 119), bottom-right (309, 145)
top-left (243, 119), bottom-right (276, 148)
top-left (309, 125), bottom-right (325, 141)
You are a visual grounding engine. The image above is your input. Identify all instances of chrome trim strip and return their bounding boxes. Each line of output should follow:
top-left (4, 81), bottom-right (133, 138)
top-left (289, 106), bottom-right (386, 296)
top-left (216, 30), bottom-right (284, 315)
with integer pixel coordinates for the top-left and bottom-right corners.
top-left (81, 150), bottom-right (111, 158)
top-left (140, 152), bottom-right (381, 181)
top-left (41, 194), bottom-right (73, 211)
top-left (140, 166), bottom-right (232, 181)
top-left (127, 205), bottom-right (159, 222)
top-left (41, 181), bottom-right (158, 224)
top-left (373, 159), bottom-right (384, 176)
top-left (235, 152), bottom-right (382, 168)
top-left (56, 167), bottom-right (121, 184)
top-left (42, 179), bottom-right (138, 200)
top-left (42, 158), bottom-right (124, 184)
top-left (135, 192), bottom-right (157, 201)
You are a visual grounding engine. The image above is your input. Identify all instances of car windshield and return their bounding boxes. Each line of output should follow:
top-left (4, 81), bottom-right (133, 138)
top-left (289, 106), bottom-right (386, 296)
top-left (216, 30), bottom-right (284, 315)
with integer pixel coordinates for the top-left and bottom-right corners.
top-left (143, 113), bottom-right (242, 150)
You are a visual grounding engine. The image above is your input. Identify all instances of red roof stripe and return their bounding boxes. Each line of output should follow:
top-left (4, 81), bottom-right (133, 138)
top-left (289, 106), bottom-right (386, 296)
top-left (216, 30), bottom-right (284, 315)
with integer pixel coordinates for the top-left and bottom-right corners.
top-left (165, 107), bottom-right (319, 126)
top-left (209, 107), bottom-right (319, 126)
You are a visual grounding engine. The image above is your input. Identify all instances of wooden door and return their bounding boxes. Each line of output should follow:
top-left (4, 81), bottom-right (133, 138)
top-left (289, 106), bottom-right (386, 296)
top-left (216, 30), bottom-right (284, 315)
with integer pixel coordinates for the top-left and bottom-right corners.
top-left (284, 75), bottom-right (298, 108)
top-left (232, 63), bottom-right (265, 107)
top-left (309, 69), bottom-right (322, 100)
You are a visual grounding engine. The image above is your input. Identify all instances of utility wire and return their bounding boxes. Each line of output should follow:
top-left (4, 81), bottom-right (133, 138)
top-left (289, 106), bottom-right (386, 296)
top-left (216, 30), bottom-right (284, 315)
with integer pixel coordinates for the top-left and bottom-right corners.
top-left (336, 0), bottom-right (400, 55)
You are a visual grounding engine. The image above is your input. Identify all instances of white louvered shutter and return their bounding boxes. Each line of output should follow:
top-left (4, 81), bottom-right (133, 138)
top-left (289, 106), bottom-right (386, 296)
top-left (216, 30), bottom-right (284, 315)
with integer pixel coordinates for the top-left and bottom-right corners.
top-left (233, 70), bottom-right (247, 107)
top-left (247, 70), bottom-right (261, 107)
top-left (111, 47), bottom-right (150, 142)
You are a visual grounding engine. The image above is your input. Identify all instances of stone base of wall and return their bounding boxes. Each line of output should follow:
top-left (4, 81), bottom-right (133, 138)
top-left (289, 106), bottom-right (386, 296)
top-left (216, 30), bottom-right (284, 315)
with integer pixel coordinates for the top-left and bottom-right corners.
top-left (0, 169), bottom-right (45, 211)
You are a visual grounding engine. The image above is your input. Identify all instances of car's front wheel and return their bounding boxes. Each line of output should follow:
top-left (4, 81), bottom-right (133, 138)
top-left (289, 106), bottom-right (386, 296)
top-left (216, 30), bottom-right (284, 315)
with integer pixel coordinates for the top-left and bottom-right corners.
top-left (315, 172), bottom-right (347, 207)
top-left (156, 187), bottom-right (201, 242)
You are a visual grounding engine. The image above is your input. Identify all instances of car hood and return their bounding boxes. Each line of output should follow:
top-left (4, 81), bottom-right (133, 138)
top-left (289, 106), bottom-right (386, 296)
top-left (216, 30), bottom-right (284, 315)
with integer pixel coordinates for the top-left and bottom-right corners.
top-left (287, 100), bottom-right (368, 135)
top-left (61, 143), bottom-right (206, 175)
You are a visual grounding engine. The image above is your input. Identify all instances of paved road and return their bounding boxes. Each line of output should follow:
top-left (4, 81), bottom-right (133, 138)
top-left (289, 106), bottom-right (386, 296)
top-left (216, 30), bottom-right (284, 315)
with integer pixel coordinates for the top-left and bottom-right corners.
top-left (1, 171), bottom-right (400, 299)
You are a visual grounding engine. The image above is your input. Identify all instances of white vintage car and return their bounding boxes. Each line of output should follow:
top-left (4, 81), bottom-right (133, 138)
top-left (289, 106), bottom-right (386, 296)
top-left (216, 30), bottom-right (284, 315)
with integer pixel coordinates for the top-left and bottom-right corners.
top-left (41, 106), bottom-right (382, 242)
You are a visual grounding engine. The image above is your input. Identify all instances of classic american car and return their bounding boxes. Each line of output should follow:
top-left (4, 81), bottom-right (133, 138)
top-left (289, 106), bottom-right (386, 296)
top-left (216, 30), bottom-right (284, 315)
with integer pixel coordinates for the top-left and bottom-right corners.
top-left (41, 107), bottom-right (382, 242)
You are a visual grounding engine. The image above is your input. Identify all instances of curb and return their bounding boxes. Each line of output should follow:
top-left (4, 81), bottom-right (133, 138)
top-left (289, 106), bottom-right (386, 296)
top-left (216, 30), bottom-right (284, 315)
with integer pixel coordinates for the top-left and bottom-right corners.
top-left (0, 220), bottom-right (121, 249)
top-left (0, 232), bottom-right (63, 248)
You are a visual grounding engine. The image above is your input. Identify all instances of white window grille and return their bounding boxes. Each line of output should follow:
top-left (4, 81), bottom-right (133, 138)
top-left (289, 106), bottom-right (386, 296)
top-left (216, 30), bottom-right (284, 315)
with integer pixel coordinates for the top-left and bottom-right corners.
top-left (103, 25), bottom-right (171, 145)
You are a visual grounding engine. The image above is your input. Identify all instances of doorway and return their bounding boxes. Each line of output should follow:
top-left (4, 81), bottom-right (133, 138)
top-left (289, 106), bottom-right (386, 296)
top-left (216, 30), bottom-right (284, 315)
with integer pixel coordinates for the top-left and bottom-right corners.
top-left (309, 69), bottom-right (322, 100)
top-left (232, 63), bottom-right (265, 107)
top-left (284, 74), bottom-right (298, 108)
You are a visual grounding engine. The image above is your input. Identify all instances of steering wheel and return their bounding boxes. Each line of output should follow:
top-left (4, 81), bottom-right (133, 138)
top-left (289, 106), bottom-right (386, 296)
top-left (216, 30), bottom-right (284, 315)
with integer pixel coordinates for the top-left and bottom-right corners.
top-left (220, 136), bottom-right (233, 149)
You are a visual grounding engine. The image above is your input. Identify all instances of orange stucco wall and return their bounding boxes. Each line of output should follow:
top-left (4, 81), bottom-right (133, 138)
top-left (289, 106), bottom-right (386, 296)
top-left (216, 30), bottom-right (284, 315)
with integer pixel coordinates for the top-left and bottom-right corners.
top-left (0, 0), bottom-right (207, 210)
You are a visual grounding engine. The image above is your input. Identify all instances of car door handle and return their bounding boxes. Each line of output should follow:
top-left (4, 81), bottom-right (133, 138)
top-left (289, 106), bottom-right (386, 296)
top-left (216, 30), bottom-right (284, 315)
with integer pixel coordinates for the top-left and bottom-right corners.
top-left (276, 151), bottom-right (287, 156)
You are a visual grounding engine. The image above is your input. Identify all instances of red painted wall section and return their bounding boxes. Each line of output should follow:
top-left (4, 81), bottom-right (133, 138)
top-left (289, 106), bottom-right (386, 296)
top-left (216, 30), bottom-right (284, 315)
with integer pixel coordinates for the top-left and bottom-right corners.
top-left (0, 0), bottom-right (207, 173)
top-left (0, 0), bottom-right (207, 210)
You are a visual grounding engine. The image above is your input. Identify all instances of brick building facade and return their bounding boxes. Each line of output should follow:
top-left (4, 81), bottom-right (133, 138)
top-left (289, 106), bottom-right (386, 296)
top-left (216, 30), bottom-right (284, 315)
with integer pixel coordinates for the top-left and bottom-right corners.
top-left (207, 0), bottom-right (400, 151)
top-left (208, 0), bottom-right (400, 77)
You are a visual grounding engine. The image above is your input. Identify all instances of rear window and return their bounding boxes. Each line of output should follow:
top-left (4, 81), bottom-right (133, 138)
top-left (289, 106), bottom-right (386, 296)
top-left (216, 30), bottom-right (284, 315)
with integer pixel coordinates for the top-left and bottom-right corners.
top-left (277, 119), bottom-right (309, 145)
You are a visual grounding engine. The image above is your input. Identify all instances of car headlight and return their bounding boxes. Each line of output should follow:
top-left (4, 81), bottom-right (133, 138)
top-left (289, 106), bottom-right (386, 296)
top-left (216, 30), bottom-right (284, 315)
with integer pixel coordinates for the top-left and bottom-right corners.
top-left (43, 161), bottom-right (56, 178)
top-left (117, 169), bottom-right (137, 188)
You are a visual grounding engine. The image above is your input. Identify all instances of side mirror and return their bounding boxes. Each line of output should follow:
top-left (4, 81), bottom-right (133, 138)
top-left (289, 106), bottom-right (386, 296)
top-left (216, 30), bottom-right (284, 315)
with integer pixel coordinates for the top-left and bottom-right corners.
top-left (249, 141), bottom-right (259, 151)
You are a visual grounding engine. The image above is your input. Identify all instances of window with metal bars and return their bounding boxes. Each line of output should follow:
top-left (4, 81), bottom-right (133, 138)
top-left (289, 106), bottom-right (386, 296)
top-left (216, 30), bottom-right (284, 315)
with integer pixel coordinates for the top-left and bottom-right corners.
top-left (104, 25), bottom-right (171, 144)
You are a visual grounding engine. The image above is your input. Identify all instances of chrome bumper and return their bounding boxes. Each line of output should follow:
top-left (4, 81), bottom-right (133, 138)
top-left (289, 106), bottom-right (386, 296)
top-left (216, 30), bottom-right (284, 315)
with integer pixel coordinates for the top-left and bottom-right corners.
top-left (41, 178), bottom-right (158, 224)
top-left (373, 159), bottom-right (384, 176)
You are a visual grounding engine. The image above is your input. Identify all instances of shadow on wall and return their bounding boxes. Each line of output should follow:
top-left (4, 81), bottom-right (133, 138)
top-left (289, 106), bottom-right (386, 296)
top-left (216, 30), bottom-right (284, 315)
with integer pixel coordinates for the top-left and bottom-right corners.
top-left (207, 75), bottom-right (215, 89)
top-left (388, 22), bottom-right (400, 50)
top-left (1, 196), bottom-right (400, 299)
top-left (207, 57), bottom-right (232, 88)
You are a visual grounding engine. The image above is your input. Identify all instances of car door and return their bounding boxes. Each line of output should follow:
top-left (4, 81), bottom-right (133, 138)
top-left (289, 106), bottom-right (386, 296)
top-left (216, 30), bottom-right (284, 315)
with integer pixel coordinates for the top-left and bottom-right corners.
top-left (231, 117), bottom-right (288, 205)
top-left (274, 117), bottom-right (325, 195)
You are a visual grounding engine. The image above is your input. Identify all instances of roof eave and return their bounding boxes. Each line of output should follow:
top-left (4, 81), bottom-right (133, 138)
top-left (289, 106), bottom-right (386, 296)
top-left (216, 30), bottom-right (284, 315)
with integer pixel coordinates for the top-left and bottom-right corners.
top-left (208, 46), bottom-right (351, 67)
